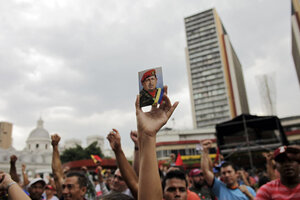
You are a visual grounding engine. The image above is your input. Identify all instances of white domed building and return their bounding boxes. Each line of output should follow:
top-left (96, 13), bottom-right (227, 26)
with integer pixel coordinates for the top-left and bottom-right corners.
top-left (26, 118), bottom-right (52, 154)
top-left (0, 118), bottom-right (52, 177)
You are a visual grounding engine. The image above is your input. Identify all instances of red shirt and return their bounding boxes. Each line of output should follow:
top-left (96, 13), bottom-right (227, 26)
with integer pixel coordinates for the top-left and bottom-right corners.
top-left (255, 179), bottom-right (300, 200)
top-left (187, 189), bottom-right (201, 200)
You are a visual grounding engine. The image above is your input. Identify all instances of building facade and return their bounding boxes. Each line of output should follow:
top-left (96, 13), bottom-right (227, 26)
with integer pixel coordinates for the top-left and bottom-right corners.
top-left (0, 118), bottom-right (52, 177)
top-left (156, 128), bottom-right (216, 161)
top-left (184, 8), bottom-right (249, 129)
top-left (0, 122), bottom-right (13, 149)
top-left (292, 0), bottom-right (300, 85)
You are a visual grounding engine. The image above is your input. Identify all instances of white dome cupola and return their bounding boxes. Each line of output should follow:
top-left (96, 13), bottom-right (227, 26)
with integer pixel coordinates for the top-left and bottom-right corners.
top-left (26, 118), bottom-right (51, 153)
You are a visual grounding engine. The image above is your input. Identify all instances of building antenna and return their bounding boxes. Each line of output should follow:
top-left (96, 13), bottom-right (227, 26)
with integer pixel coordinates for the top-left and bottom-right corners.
top-left (256, 73), bottom-right (276, 115)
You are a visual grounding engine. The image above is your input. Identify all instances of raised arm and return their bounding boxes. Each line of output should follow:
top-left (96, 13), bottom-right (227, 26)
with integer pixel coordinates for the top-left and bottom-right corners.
top-left (130, 130), bottom-right (140, 176)
top-left (200, 140), bottom-right (214, 186)
top-left (21, 164), bottom-right (29, 187)
top-left (262, 152), bottom-right (277, 181)
top-left (136, 86), bottom-right (178, 200)
top-left (237, 169), bottom-right (250, 186)
top-left (107, 129), bottom-right (138, 199)
top-left (51, 134), bottom-right (64, 198)
top-left (0, 172), bottom-right (31, 200)
top-left (9, 155), bottom-right (20, 184)
top-left (96, 165), bottom-right (110, 196)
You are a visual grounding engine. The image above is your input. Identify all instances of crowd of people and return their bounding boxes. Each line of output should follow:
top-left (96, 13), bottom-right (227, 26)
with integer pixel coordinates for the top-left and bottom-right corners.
top-left (1, 86), bottom-right (300, 200)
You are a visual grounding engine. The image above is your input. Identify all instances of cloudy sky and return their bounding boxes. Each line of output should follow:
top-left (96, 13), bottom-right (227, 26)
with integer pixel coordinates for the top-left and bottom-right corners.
top-left (0, 0), bottom-right (299, 156)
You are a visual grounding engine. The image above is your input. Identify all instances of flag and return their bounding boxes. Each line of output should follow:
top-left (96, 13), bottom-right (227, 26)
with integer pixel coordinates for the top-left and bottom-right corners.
top-left (214, 147), bottom-right (220, 164)
top-left (175, 153), bottom-right (183, 166)
top-left (91, 154), bottom-right (102, 164)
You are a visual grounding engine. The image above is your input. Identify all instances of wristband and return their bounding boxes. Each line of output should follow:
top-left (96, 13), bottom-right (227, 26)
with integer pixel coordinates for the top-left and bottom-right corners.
top-left (7, 181), bottom-right (17, 190)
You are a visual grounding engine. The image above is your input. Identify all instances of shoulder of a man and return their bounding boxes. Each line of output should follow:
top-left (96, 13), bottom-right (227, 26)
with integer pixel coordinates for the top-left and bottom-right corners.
top-left (211, 177), bottom-right (227, 196)
top-left (255, 179), bottom-right (280, 200)
top-left (245, 185), bottom-right (256, 197)
top-left (187, 189), bottom-right (201, 200)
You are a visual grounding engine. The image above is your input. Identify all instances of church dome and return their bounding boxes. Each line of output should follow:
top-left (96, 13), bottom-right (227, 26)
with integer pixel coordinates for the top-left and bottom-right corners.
top-left (27, 118), bottom-right (50, 140)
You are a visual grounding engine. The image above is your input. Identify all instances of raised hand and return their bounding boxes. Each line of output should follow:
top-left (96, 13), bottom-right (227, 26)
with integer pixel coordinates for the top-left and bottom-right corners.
top-left (262, 152), bottom-right (274, 163)
top-left (51, 134), bottom-right (61, 146)
top-left (135, 86), bottom-right (179, 137)
top-left (0, 173), bottom-right (14, 190)
top-left (201, 140), bottom-right (212, 153)
top-left (10, 155), bottom-right (17, 164)
top-left (107, 129), bottom-right (122, 152)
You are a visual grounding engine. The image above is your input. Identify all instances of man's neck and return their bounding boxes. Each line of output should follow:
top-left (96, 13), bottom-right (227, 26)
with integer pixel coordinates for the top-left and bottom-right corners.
top-left (227, 182), bottom-right (239, 190)
top-left (281, 177), bottom-right (300, 188)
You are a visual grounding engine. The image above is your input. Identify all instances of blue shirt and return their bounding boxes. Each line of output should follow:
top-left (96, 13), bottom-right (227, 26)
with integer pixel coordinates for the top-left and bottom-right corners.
top-left (212, 177), bottom-right (256, 200)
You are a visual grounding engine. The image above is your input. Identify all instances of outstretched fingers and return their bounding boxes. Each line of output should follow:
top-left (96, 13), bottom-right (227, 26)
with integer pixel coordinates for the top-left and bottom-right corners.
top-left (112, 128), bottom-right (119, 135)
top-left (166, 101), bottom-right (179, 119)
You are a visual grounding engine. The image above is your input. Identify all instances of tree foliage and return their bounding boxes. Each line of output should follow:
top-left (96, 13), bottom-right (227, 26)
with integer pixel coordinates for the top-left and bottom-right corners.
top-left (60, 141), bottom-right (104, 163)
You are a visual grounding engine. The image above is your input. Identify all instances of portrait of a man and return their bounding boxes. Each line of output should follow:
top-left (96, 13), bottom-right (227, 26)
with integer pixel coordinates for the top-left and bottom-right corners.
top-left (139, 68), bottom-right (164, 107)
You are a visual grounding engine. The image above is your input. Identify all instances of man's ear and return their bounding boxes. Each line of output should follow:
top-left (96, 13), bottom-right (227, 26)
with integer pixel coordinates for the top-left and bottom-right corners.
top-left (80, 186), bottom-right (87, 196)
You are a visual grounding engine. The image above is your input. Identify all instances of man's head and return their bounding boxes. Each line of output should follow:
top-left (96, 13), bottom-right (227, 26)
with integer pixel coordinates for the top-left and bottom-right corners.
top-left (274, 146), bottom-right (300, 180)
top-left (28, 178), bottom-right (46, 200)
top-left (111, 169), bottom-right (128, 193)
top-left (102, 193), bottom-right (134, 200)
top-left (62, 172), bottom-right (87, 200)
top-left (162, 170), bottom-right (188, 200)
top-left (141, 69), bottom-right (157, 92)
top-left (45, 185), bottom-right (56, 198)
top-left (189, 168), bottom-right (205, 188)
top-left (220, 162), bottom-right (239, 188)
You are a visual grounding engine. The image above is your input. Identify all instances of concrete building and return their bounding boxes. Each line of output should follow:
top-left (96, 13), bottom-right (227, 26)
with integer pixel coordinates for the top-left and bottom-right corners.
top-left (86, 135), bottom-right (104, 153)
top-left (292, 0), bottom-right (300, 85)
top-left (184, 8), bottom-right (249, 129)
top-left (64, 139), bottom-right (82, 149)
top-left (156, 128), bottom-right (216, 161)
top-left (0, 122), bottom-right (13, 149)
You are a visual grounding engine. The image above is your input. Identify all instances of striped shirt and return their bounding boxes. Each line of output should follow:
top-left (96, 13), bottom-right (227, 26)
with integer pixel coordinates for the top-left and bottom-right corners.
top-left (255, 179), bottom-right (300, 200)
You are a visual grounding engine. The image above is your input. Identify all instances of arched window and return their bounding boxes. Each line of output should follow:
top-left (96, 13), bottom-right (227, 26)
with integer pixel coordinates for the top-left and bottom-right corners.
top-left (36, 144), bottom-right (39, 149)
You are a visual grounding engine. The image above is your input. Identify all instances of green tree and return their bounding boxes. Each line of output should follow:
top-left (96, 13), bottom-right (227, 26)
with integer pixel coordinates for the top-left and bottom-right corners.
top-left (60, 141), bottom-right (104, 163)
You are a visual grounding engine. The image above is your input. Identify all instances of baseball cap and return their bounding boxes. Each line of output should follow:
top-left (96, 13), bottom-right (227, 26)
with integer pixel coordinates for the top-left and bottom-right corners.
top-left (27, 178), bottom-right (46, 189)
top-left (273, 146), bottom-right (288, 162)
top-left (189, 169), bottom-right (203, 177)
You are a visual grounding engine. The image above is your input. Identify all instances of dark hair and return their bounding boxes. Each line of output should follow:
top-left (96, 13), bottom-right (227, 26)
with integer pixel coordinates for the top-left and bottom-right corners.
top-left (162, 170), bottom-right (187, 191)
top-left (258, 175), bottom-right (270, 187)
top-left (220, 161), bottom-right (238, 172)
top-left (66, 172), bottom-right (87, 188)
top-left (101, 193), bottom-right (134, 200)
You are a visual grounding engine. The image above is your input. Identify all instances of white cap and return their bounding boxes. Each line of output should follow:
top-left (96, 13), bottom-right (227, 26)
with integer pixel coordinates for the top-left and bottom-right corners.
top-left (27, 178), bottom-right (46, 189)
